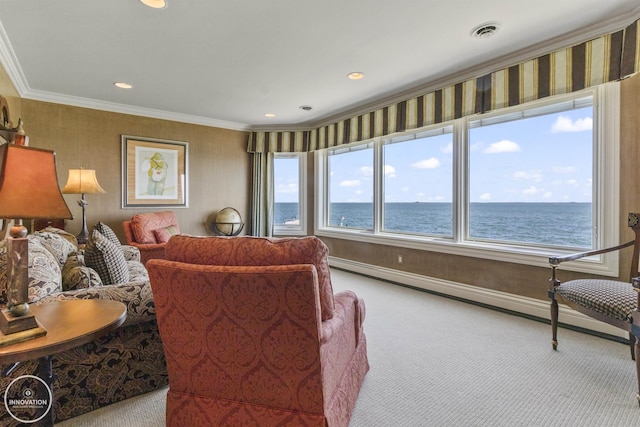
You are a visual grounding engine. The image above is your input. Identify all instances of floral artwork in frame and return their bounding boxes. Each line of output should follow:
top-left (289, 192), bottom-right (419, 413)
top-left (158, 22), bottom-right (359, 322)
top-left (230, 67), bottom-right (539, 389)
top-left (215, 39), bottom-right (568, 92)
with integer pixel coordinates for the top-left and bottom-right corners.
top-left (121, 135), bottom-right (188, 208)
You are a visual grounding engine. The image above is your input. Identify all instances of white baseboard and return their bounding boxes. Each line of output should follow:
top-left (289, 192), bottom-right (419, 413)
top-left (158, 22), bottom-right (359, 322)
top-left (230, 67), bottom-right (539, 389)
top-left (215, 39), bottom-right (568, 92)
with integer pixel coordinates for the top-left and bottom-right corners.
top-left (328, 256), bottom-right (627, 340)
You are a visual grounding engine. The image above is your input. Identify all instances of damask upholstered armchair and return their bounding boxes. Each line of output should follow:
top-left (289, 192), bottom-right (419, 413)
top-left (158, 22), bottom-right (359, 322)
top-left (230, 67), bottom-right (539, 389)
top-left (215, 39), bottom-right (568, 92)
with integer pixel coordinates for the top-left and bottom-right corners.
top-left (122, 211), bottom-right (180, 265)
top-left (147, 235), bottom-right (369, 426)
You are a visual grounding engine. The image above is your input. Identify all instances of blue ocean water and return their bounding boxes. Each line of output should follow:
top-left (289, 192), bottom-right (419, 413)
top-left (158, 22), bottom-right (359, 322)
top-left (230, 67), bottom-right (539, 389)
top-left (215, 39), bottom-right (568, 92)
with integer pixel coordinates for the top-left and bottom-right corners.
top-left (275, 202), bottom-right (592, 248)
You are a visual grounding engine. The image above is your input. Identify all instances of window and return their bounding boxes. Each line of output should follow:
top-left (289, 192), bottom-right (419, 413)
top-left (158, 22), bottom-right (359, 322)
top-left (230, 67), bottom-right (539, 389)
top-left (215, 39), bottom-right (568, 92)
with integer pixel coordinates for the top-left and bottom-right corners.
top-left (273, 153), bottom-right (306, 235)
top-left (315, 84), bottom-right (620, 275)
top-left (467, 97), bottom-right (593, 249)
top-left (327, 143), bottom-right (373, 230)
top-left (383, 127), bottom-right (453, 236)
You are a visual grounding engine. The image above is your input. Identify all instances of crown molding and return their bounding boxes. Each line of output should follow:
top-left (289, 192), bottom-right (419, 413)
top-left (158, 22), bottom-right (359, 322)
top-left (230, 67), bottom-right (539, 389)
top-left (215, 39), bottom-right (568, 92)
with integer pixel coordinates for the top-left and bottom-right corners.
top-left (21, 89), bottom-right (251, 131)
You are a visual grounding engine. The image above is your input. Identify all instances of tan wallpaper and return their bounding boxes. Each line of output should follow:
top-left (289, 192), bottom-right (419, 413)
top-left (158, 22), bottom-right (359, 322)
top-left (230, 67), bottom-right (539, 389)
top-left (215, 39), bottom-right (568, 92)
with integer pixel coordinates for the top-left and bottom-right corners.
top-left (20, 100), bottom-right (250, 241)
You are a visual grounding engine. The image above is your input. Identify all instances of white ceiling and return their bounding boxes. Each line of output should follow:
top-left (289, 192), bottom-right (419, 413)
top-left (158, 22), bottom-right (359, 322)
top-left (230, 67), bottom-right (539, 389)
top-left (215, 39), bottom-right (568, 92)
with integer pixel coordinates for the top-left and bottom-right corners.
top-left (0, 0), bottom-right (638, 131)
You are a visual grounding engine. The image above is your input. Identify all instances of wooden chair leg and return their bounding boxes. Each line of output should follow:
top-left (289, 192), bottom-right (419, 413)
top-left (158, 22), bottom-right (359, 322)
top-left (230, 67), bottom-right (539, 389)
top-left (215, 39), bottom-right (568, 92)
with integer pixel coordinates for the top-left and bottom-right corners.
top-left (551, 298), bottom-right (559, 350)
top-left (631, 334), bottom-right (637, 361)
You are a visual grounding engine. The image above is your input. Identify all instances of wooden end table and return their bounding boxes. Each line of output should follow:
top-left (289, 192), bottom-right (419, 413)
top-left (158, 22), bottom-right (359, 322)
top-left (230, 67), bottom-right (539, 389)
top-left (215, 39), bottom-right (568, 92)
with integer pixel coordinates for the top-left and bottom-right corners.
top-left (0, 299), bottom-right (127, 426)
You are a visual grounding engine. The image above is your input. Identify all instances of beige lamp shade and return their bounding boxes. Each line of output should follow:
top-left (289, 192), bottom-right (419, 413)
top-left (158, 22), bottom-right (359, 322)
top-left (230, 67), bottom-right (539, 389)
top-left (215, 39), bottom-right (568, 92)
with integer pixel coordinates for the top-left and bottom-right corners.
top-left (0, 144), bottom-right (72, 220)
top-left (62, 168), bottom-right (106, 194)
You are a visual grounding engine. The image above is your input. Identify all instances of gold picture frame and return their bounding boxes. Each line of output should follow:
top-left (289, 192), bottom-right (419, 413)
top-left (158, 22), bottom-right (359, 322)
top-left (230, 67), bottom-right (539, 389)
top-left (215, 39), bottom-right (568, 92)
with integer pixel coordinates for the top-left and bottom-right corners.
top-left (121, 135), bottom-right (188, 208)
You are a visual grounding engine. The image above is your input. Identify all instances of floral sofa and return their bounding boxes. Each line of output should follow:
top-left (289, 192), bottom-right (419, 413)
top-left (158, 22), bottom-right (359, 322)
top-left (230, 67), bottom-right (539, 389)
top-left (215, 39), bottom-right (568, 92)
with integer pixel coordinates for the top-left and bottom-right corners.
top-left (148, 235), bottom-right (369, 426)
top-left (0, 225), bottom-right (168, 425)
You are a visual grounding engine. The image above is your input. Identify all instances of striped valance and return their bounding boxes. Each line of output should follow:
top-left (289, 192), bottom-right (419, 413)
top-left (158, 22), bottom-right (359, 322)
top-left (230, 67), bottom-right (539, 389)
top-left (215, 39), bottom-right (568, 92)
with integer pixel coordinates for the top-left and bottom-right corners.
top-left (248, 18), bottom-right (640, 153)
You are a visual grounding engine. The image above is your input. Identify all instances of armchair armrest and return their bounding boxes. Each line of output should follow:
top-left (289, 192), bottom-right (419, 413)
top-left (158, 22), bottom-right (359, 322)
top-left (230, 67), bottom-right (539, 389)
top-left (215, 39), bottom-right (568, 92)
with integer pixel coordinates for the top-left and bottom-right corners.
top-left (549, 240), bottom-right (634, 266)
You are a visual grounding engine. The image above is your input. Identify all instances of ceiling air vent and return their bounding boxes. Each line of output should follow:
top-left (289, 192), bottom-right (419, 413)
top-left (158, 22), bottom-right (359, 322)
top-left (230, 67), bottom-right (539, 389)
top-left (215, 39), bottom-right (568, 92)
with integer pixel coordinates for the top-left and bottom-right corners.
top-left (471, 22), bottom-right (500, 39)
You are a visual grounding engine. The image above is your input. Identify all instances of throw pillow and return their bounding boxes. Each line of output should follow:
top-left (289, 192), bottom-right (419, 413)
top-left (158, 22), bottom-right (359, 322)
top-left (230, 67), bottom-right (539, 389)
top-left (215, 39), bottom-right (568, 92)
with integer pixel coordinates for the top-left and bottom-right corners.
top-left (33, 230), bottom-right (77, 265)
top-left (93, 222), bottom-right (121, 247)
top-left (153, 225), bottom-right (180, 244)
top-left (62, 252), bottom-right (103, 290)
top-left (84, 230), bottom-right (130, 285)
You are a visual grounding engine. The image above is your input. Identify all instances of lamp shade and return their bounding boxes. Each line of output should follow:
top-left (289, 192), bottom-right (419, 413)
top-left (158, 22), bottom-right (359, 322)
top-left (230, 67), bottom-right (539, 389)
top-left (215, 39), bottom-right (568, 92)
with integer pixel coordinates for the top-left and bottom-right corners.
top-left (0, 144), bottom-right (72, 220)
top-left (61, 168), bottom-right (106, 194)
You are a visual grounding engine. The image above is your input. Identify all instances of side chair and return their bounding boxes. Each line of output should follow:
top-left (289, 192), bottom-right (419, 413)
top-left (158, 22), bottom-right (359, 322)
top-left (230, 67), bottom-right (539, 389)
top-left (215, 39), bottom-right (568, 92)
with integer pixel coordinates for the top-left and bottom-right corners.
top-left (548, 212), bottom-right (640, 404)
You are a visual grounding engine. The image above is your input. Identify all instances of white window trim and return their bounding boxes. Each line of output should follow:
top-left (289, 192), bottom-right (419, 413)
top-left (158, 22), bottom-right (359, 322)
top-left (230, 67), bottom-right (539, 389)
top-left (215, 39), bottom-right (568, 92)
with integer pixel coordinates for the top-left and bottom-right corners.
top-left (315, 82), bottom-right (621, 276)
top-left (273, 152), bottom-right (307, 236)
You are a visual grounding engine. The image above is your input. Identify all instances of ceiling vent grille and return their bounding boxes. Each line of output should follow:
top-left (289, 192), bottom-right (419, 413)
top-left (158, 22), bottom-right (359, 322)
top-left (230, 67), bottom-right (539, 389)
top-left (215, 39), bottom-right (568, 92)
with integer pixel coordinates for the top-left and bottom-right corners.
top-left (471, 23), bottom-right (500, 39)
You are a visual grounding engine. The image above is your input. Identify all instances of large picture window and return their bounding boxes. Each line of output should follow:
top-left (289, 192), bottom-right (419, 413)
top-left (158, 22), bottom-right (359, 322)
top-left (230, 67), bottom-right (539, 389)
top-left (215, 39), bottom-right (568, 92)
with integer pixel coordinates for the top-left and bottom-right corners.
top-left (468, 97), bottom-right (593, 249)
top-left (315, 84), bottom-right (620, 274)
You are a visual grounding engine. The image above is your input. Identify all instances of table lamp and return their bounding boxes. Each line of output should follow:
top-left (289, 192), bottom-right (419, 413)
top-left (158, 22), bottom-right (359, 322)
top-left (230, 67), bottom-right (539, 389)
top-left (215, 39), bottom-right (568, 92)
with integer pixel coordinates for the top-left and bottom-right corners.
top-left (61, 168), bottom-right (106, 245)
top-left (0, 144), bottom-right (72, 335)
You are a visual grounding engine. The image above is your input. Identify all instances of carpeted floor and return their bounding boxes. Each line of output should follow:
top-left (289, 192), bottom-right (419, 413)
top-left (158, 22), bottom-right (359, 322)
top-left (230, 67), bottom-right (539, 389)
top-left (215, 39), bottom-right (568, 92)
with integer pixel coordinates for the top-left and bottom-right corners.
top-left (57, 269), bottom-right (640, 426)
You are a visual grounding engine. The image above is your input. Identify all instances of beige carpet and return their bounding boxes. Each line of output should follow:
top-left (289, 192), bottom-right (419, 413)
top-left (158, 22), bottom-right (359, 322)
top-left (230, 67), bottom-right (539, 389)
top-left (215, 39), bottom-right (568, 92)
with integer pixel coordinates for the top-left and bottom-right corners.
top-left (57, 269), bottom-right (640, 426)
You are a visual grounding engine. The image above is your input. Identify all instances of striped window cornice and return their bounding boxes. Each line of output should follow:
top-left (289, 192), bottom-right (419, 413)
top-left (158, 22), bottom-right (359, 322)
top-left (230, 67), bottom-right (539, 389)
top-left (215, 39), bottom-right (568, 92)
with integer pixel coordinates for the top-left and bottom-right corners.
top-left (248, 18), bottom-right (640, 153)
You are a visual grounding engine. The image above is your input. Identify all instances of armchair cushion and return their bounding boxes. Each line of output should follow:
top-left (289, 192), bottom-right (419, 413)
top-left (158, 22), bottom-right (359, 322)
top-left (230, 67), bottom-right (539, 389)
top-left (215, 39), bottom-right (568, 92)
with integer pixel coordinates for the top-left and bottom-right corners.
top-left (33, 229), bottom-right (77, 265)
top-left (153, 225), bottom-right (180, 244)
top-left (25, 237), bottom-right (63, 302)
top-left (84, 229), bottom-right (130, 285)
top-left (130, 211), bottom-right (179, 244)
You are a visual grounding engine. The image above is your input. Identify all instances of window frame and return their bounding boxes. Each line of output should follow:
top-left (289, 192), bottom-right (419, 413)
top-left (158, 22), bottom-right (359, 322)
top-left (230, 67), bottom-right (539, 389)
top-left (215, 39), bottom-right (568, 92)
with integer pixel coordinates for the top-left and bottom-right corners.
top-left (273, 152), bottom-right (307, 236)
top-left (314, 83), bottom-right (621, 276)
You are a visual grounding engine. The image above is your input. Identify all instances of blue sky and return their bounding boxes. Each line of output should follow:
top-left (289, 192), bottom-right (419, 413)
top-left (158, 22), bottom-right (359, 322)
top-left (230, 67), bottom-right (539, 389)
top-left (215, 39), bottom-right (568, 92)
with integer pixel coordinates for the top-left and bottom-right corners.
top-left (275, 106), bottom-right (593, 204)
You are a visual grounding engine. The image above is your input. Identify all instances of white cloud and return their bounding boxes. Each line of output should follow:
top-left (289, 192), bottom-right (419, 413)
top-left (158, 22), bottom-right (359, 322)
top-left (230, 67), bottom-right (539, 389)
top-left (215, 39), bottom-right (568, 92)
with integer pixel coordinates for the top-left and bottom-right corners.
top-left (441, 142), bottom-right (453, 154)
top-left (401, 186), bottom-right (409, 192)
top-left (479, 193), bottom-right (491, 201)
top-left (483, 140), bottom-right (521, 154)
top-left (360, 166), bottom-right (373, 176)
top-left (522, 186), bottom-right (542, 195)
top-left (553, 166), bottom-right (576, 173)
top-left (566, 179), bottom-right (578, 186)
top-left (512, 170), bottom-right (542, 182)
top-left (384, 165), bottom-right (396, 177)
top-left (551, 115), bottom-right (592, 133)
top-left (276, 183), bottom-right (298, 194)
top-left (411, 157), bottom-right (440, 169)
top-left (340, 180), bottom-right (360, 187)
top-left (543, 192), bottom-right (553, 199)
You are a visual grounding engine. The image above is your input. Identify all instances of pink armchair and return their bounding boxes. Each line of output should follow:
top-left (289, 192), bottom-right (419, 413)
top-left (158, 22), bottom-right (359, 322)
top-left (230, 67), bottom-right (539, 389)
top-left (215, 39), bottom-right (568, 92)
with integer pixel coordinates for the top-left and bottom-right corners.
top-left (122, 211), bottom-right (180, 265)
top-left (147, 235), bottom-right (369, 426)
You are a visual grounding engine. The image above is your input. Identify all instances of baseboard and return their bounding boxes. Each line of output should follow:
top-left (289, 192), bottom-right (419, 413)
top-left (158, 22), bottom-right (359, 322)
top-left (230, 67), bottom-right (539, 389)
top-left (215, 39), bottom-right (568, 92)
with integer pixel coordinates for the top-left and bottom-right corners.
top-left (328, 256), bottom-right (627, 340)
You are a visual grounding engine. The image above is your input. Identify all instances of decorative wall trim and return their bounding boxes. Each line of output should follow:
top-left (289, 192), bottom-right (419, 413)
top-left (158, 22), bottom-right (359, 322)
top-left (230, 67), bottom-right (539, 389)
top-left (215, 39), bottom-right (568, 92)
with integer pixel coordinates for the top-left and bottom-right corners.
top-left (328, 256), bottom-right (627, 339)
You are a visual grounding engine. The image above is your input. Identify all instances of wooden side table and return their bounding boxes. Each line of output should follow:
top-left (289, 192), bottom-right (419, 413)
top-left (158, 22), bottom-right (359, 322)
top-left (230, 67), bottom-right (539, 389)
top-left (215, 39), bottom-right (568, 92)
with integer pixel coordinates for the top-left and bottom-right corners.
top-left (0, 300), bottom-right (126, 426)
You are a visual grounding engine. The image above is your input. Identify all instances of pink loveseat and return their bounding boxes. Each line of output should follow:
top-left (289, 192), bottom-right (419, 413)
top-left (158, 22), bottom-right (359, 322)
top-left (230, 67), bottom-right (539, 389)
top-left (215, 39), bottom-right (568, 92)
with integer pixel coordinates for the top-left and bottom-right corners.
top-left (147, 235), bottom-right (369, 426)
top-left (122, 211), bottom-right (180, 265)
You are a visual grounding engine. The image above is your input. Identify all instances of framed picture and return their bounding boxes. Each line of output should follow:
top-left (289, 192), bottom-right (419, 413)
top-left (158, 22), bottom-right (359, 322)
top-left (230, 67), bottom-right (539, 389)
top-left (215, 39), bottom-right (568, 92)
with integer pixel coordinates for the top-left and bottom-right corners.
top-left (121, 135), bottom-right (188, 208)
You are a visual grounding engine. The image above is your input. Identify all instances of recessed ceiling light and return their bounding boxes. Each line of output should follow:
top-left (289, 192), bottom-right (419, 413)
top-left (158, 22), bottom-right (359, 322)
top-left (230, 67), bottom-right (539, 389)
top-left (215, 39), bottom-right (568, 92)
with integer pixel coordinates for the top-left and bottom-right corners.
top-left (471, 22), bottom-right (500, 39)
top-left (299, 105), bottom-right (312, 111)
top-left (265, 113), bottom-right (276, 118)
top-left (139, 0), bottom-right (167, 9)
top-left (114, 82), bottom-right (133, 89)
top-left (347, 72), bottom-right (365, 80)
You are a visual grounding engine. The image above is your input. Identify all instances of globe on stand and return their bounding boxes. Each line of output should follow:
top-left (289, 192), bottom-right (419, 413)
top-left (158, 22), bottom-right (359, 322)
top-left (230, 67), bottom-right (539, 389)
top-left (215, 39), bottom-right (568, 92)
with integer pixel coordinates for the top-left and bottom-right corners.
top-left (213, 207), bottom-right (244, 236)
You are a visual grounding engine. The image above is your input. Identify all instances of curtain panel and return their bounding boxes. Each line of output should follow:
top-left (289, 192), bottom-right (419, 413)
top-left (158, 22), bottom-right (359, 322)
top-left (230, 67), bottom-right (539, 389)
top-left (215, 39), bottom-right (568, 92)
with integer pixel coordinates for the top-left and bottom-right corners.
top-left (247, 18), bottom-right (640, 154)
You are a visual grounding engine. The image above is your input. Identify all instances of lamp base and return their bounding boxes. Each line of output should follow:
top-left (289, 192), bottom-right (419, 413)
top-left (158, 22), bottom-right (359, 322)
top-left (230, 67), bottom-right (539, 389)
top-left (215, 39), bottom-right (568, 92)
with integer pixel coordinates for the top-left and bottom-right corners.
top-left (0, 308), bottom-right (39, 335)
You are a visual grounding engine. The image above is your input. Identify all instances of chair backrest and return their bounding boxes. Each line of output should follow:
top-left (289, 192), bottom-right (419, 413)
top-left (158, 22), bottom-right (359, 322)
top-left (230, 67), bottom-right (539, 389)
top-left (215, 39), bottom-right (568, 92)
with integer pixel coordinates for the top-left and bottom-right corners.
top-left (147, 260), bottom-right (325, 414)
top-left (165, 235), bottom-right (336, 320)
top-left (123, 211), bottom-right (178, 244)
top-left (628, 212), bottom-right (640, 281)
